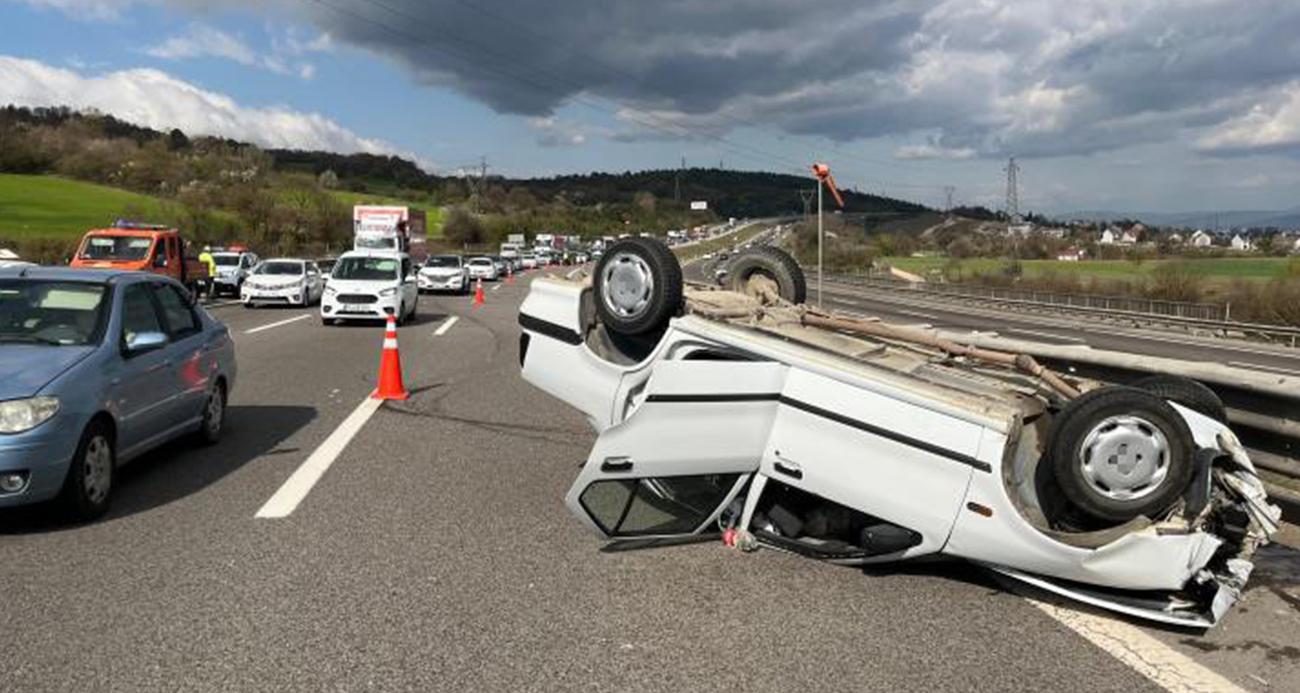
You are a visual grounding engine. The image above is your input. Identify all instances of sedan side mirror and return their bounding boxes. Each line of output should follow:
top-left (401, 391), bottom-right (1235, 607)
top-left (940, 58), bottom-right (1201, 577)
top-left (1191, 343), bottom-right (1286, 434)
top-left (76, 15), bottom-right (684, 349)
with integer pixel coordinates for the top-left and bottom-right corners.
top-left (125, 331), bottom-right (168, 354)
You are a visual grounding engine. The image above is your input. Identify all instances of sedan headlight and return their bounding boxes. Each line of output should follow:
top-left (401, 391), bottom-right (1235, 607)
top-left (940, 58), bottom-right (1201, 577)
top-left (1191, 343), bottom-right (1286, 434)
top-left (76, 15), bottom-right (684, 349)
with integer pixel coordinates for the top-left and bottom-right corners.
top-left (379, 287), bottom-right (397, 297)
top-left (0, 397), bottom-right (60, 434)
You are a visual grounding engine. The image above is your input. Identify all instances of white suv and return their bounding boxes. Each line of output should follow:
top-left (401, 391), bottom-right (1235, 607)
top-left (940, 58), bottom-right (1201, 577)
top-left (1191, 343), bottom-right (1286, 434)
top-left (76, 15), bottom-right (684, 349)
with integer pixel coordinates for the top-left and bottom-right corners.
top-left (321, 250), bottom-right (418, 325)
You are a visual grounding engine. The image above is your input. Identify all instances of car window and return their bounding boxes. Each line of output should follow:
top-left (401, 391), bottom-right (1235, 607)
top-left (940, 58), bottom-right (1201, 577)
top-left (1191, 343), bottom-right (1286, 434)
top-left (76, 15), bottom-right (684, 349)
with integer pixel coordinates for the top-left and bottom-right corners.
top-left (0, 280), bottom-right (108, 346)
top-left (152, 284), bottom-right (201, 338)
top-left (120, 284), bottom-right (165, 346)
top-left (401, 258), bottom-right (412, 278)
top-left (332, 257), bottom-right (399, 281)
top-left (256, 261), bottom-right (305, 276)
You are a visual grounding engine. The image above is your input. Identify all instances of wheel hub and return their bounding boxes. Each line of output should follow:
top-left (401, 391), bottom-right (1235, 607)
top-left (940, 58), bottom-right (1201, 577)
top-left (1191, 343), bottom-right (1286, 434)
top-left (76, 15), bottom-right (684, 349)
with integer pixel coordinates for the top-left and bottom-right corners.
top-left (83, 436), bottom-right (112, 504)
top-left (1078, 415), bottom-right (1169, 501)
top-left (601, 253), bottom-right (654, 318)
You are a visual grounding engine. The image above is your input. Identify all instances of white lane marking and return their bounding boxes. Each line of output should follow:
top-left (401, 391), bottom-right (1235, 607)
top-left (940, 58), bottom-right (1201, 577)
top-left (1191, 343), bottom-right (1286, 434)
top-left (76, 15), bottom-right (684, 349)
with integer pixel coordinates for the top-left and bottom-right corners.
top-left (1027, 598), bottom-right (1250, 693)
top-left (1228, 360), bottom-right (1300, 377)
top-left (244, 314), bottom-right (312, 334)
top-left (434, 316), bottom-right (459, 336)
top-left (255, 396), bottom-right (384, 519)
top-left (1008, 328), bottom-right (1085, 343)
top-left (492, 284), bottom-right (502, 292)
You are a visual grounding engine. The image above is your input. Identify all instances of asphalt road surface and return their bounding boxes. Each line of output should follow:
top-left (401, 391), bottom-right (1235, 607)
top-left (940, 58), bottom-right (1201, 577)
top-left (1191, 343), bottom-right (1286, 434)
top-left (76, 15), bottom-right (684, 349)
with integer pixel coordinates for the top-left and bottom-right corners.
top-left (2, 270), bottom-right (1298, 693)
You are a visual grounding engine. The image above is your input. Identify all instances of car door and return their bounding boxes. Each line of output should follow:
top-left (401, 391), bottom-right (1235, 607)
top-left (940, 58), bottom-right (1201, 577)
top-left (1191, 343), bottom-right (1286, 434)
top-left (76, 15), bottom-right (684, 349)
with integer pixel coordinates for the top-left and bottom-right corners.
top-left (306, 262), bottom-right (322, 302)
top-left (152, 282), bottom-right (211, 429)
top-left (400, 258), bottom-right (418, 309)
top-left (760, 367), bottom-right (985, 556)
top-left (110, 282), bottom-right (178, 455)
top-left (564, 360), bottom-right (788, 539)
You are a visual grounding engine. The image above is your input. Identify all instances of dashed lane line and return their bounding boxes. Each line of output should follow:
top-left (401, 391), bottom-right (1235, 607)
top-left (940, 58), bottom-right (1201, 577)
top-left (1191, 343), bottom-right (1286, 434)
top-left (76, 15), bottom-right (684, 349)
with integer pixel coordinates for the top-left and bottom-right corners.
top-left (255, 396), bottom-right (384, 519)
top-left (244, 314), bottom-right (312, 334)
top-left (492, 284), bottom-right (502, 292)
top-left (434, 316), bottom-right (459, 336)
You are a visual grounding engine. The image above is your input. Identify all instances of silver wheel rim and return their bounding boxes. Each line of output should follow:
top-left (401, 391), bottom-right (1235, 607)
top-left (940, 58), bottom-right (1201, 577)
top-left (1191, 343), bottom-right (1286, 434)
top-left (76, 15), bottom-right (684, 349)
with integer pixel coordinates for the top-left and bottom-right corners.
top-left (1078, 415), bottom-right (1170, 501)
top-left (600, 252), bottom-right (654, 319)
top-left (205, 389), bottom-right (224, 437)
top-left (82, 435), bottom-right (112, 504)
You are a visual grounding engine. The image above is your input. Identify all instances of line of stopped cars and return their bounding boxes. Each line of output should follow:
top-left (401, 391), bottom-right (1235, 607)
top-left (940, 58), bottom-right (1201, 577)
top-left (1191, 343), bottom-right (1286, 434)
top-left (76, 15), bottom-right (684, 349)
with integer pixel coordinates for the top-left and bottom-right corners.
top-left (517, 238), bottom-right (1281, 629)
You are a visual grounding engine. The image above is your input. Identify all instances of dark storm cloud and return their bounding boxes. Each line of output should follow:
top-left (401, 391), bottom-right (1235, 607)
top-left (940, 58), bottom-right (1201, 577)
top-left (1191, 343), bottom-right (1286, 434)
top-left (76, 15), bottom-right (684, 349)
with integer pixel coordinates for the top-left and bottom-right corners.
top-left (32, 0), bottom-right (1300, 158)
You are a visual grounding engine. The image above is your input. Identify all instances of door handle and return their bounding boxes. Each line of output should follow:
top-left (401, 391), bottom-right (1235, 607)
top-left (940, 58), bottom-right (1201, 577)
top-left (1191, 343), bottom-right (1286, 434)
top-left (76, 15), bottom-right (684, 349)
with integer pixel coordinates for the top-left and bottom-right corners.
top-left (601, 457), bottom-right (633, 473)
top-left (773, 460), bottom-right (803, 480)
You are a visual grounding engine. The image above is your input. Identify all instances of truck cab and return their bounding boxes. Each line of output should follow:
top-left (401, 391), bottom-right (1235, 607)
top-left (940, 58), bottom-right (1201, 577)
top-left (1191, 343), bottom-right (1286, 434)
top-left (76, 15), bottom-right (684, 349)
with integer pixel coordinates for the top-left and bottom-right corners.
top-left (70, 223), bottom-right (208, 293)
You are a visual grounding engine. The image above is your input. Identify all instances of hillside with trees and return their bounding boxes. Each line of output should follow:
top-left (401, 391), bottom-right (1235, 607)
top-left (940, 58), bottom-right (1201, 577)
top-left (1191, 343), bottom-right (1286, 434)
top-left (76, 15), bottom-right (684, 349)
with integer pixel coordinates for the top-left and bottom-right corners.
top-left (0, 105), bottom-right (933, 260)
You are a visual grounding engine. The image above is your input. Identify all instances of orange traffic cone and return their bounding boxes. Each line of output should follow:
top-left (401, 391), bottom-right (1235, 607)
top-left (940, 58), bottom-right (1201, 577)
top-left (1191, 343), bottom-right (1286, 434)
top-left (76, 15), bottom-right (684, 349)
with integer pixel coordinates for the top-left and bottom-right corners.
top-left (472, 278), bottom-right (485, 308)
top-left (371, 315), bottom-right (409, 401)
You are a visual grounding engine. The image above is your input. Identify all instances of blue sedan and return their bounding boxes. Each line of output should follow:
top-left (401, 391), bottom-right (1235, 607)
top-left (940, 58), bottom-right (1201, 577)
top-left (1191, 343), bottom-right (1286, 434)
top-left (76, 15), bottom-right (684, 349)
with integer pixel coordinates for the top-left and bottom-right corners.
top-left (0, 267), bottom-right (237, 520)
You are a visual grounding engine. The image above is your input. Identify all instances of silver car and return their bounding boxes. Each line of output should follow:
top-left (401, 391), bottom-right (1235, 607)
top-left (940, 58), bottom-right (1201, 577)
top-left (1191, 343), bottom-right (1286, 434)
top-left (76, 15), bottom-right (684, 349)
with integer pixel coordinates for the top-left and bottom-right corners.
top-left (0, 267), bottom-right (237, 520)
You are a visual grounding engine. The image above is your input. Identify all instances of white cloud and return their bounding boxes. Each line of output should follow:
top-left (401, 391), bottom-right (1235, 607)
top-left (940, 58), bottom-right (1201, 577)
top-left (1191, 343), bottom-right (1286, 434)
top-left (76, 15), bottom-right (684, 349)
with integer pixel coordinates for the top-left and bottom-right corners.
top-left (1197, 82), bottom-right (1300, 155)
top-left (147, 23), bottom-right (317, 79)
top-left (0, 55), bottom-right (431, 167)
top-left (894, 143), bottom-right (976, 160)
top-left (529, 116), bottom-right (606, 147)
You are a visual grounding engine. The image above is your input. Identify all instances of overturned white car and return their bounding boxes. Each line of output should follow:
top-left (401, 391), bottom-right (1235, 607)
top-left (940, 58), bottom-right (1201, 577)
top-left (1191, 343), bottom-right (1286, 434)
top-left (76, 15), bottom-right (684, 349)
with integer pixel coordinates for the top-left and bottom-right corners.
top-left (518, 238), bottom-right (1280, 628)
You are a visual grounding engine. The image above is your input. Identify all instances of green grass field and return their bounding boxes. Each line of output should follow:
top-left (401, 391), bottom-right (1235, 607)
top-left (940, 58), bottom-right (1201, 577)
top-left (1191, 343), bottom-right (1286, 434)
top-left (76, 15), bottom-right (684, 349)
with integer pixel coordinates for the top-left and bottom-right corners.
top-left (884, 255), bottom-right (1296, 284)
top-left (0, 174), bottom-right (168, 240)
top-left (326, 190), bottom-right (445, 237)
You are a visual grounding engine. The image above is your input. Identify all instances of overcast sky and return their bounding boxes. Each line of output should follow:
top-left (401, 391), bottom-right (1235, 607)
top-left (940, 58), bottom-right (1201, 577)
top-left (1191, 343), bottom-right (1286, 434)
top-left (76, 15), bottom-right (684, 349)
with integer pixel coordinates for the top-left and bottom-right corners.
top-left (3, 0), bottom-right (1300, 213)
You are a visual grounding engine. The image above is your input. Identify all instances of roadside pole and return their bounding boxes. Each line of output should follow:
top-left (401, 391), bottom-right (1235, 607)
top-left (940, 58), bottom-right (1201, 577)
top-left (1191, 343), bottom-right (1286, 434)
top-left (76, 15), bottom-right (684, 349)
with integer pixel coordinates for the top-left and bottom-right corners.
top-left (817, 182), bottom-right (824, 309)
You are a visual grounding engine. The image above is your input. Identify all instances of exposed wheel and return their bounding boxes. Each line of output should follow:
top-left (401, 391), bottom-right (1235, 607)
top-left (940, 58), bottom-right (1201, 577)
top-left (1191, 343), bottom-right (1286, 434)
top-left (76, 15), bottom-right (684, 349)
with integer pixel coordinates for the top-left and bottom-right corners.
top-left (1131, 375), bottom-right (1227, 424)
top-left (724, 246), bottom-right (806, 304)
top-left (593, 237), bottom-right (683, 336)
top-left (1047, 386), bottom-right (1194, 524)
top-left (195, 381), bottom-right (226, 446)
top-left (59, 420), bottom-right (115, 521)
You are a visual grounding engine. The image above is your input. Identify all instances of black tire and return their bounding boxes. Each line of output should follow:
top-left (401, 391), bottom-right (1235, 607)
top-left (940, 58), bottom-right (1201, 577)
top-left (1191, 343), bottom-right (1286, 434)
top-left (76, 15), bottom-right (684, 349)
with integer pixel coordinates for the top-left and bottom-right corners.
top-left (195, 381), bottom-right (226, 446)
top-left (724, 246), bottom-right (806, 304)
top-left (1131, 375), bottom-right (1227, 424)
top-left (59, 420), bottom-right (115, 522)
top-left (592, 237), bottom-right (683, 336)
top-left (1047, 386), bottom-right (1195, 524)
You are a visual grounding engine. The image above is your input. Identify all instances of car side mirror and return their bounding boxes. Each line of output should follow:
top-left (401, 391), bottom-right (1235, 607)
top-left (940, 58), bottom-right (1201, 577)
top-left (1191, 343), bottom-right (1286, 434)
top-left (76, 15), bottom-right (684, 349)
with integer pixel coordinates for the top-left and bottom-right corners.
top-left (154, 254), bottom-right (167, 268)
top-left (125, 331), bottom-right (168, 354)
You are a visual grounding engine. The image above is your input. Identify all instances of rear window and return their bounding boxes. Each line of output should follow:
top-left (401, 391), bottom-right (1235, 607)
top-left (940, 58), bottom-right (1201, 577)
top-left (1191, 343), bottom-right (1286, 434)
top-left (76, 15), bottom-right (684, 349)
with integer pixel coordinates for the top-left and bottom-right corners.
top-left (213, 254), bottom-right (240, 266)
top-left (80, 236), bottom-right (153, 261)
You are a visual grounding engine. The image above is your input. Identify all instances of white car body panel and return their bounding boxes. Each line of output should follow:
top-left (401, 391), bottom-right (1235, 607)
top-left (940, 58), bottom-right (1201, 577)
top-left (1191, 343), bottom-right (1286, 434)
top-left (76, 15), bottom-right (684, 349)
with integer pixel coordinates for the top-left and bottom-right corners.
top-left (518, 277), bottom-right (1279, 627)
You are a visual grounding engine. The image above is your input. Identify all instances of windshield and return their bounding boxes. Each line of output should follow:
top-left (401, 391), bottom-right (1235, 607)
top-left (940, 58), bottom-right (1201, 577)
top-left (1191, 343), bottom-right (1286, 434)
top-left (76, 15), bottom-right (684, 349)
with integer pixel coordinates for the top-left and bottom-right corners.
top-left (0, 280), bottom-right (107, 346)
top-left (332, 256), bottom-right (399, 281)
top-left (213, 255), bottom-right (241, 266)
top-left (425, 255), bottom-right (461, 268)
top-left (79, 235), bottom-right (153, 261)
top-left (255, 261), bottom-right (304, 276)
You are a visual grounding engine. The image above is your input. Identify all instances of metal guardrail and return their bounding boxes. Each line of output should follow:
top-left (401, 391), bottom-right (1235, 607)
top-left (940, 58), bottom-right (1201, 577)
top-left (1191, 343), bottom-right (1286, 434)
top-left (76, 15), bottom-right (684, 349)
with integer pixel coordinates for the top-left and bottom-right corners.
top-left (820, 271), bottom-right (1300, 347)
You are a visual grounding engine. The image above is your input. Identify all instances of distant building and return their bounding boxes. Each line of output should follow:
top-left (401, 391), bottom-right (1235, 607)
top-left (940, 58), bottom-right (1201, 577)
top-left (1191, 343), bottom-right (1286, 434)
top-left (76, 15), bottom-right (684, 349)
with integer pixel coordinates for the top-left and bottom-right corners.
top-left (1008, 222), bottom-right (1034, 235)
top-left (1100, 228), bottom-right (1118, 245)
top-left (1230, 233), bottom-right (1254, 251)
top-left (1292, 235), bottom-right (1300, 254)
top-left (1167, 233), bottom-right (1184, 244)
top-left (1057, 246), bottom-right (1084, 262)
top-left (1039, 227), bottom-right (1068, 239)
top-left (1189, 230), bottom-right (1213, 248)
top-left (1120, 230), bottom-right (1139, 245)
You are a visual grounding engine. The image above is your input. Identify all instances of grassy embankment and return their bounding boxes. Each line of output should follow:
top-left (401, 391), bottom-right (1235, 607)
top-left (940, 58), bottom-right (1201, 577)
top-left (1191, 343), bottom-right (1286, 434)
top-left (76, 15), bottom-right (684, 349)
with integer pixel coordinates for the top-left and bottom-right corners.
top-left (0, 173), bottom-right (168, 240)
top-left (883, 256), bottom-right (1294, 286)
